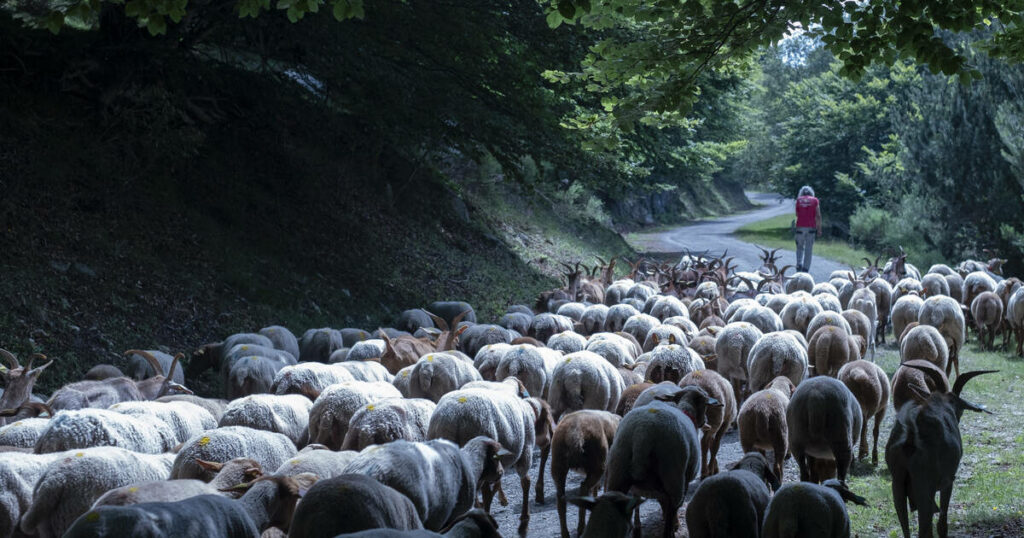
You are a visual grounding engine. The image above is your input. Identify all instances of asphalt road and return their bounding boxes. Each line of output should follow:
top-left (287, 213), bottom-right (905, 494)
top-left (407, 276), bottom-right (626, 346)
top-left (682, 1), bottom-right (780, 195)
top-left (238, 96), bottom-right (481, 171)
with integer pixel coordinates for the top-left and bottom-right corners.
top-left (492, 193), bottom-right (851, 537)
top-left (627, 191), bottom-right (844, 283)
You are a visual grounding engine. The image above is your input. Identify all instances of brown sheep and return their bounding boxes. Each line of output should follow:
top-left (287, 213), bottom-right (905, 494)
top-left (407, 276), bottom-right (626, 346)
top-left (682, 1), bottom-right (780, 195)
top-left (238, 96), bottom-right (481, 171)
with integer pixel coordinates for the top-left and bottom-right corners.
top-left (550, 410), bottom-right (620, 538)
top-left (890, 359), bottom-right (949, 412)
top-left (837, 360), bottom-right (890, 464)
top-left (615, 382), bottom-right (653, 416)
top-left (679, 369), bottom-right (737, 478)
top-left (737, 376), bottom-right (796, 479)
top-left (687, 334), bottom-right (717, 371)
top-left (840, 309), bottom-right (871, 351)
top-left (807, 326), bottom-right (859, 378)
top-left (898, 321), bottom-right (920, 345)
top-left (971, 291), bottom-right (1003, 350)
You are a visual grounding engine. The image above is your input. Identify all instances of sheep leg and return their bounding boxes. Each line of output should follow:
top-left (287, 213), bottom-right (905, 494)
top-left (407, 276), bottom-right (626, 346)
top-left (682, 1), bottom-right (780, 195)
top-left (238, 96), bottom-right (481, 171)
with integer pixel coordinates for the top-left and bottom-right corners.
top-left (632, 505), bottom-right (642, 538)
top-left (772, 437), bottom-right (787, 482)
top-left (833, 445), bottom-right (853, 483)
top-left (535, 444), bottom-right (550, 504)
top-left (794, 448), bottom-right (810, 482)
top-left (517, 475), bottom-right (531, 537)
top-left (699, 430), bottom-right (712, 479)
top-left (938, 484), bottom-right (952, 538)
top-left (481, 481), bottom-right (497, 513)
top-left (576, 471), bottom-right (602, 536)
top-left (657, 494), bottom-right (679, 538)
top-left (555, 473), bottom-right (569, 538)
top-left (730, 378), bottom-right (743, 416)
top-left (872, 412), bottom-right (883, 466)
top-left (891, 475), bottom-right (911, 538)
top-left (709, 427), bottom-right (726, 476)
top-left (497, 481), bottom-right (509, 506)
top-left (858, 414), bottom-right (869, 460)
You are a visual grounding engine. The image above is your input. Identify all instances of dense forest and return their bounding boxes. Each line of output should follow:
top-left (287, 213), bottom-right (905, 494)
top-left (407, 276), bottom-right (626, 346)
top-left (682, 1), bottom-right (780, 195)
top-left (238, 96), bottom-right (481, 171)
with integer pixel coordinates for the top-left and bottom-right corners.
top-left (2, 0), bottom-right (1023, 380)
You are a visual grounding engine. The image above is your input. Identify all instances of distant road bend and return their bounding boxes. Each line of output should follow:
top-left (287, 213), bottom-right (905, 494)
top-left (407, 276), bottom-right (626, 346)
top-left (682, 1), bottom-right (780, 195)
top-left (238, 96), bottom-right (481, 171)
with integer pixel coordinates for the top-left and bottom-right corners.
top-left (627, 191), bottom-right (843, 282)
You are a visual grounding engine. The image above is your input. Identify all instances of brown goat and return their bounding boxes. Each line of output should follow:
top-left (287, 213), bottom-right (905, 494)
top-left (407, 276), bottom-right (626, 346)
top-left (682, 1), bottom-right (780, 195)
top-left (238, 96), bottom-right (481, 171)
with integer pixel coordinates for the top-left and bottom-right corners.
top-left (679, 369), bottom-right (737, 477)
top-left (738, 376), bottom-right (796, 479)
top-left (838, 360), bottom-right (890, 464)
top-left (0, 349), bottom-right (53, 426)
top-left (551, 410), bottom-right (620, 538)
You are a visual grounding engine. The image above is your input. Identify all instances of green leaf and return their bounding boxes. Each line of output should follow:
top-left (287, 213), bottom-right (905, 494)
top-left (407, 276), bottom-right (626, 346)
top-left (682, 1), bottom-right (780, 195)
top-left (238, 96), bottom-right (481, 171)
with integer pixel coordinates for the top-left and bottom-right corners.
top-left (43, 11), bottom-right (65, 34)
top-left (146, 16), bottom-right (167, 35)
top-left (546, 10), bottom-right (563, 29)
top-left (558, 0), bottom-right (575, 19)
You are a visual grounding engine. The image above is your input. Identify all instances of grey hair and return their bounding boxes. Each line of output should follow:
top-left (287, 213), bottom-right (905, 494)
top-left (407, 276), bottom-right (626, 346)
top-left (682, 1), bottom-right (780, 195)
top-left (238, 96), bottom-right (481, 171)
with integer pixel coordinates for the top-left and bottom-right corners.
top-left (798, 185), bottom-right (815, 197)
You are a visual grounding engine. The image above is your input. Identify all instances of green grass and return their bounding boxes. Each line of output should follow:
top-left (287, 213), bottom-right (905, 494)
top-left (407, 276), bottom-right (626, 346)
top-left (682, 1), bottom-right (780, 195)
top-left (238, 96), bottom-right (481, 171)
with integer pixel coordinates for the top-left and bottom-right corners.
top-left (733, 213), bottom-right (876, 268)
top-left (846, 343), bottom-right (1024, 537)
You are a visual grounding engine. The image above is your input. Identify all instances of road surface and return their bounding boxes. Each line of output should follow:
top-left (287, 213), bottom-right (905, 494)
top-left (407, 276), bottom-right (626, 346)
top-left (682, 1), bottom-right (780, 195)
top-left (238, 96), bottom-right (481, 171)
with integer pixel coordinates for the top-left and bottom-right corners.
top-left (627, 191), bottom-right (844, 283)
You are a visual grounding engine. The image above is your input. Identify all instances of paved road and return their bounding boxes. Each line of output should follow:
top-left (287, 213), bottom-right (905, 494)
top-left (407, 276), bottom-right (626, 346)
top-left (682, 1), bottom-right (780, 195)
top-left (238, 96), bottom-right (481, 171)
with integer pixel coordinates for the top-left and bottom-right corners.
top-left (627, 191), bottom-right (844, 283)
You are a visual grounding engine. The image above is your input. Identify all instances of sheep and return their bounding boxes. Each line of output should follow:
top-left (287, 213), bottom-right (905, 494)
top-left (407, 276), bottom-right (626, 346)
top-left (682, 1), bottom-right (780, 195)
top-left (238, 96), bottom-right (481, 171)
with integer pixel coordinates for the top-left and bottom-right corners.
top-left (640, 344), bottom-right (705, 384)
top-left (918, 295), bottom-right (966, 377)
top-left (340, 398), bottom-right (437, 451)
top-left (378, 332), bottom-right (442, 376)
top-left (393, 365), bottom-right (415, 397)
top-left (650, 295), bottom-right (686, 321)
top-left (642, 324), bottom-right (687, 352)
top-left (837, 360), bottom-right (889, 465)
top-left (715, 321), bottom-right (763, 405)
top-left (886, 365), bottom-right (997, 538)
top-left (328, 509), bottom-right (502, 537)
top-left (108, 400), bottom-right (217, 445)
top-left (723, 298), bottom-right (757, 322)
top-left (892, 277), bottom-right (924, 304)
top-left (615, 381), bottom-right (652, 416)
top-left (962, 270), bottom-right (998, 313)
top-left (684, 452), bottom-right (781, 538)
top-left (808, 326), bottom-right (860, 378)
top-left (156, 394), bottom-right (229, 422)
top-left (427, 301), bottom-right (477, 326)
top-left (274, 445), bottom-right (357, 480)
top-left (33, 408), bottom-right (177, 454)
top-left (91, 457), bottom-right (264, 507)
top-left (928, 264), bottom-right (955, 276)
top-left (397, 309), bottom-right (435, 334)
top-left (189, 333), bottom-right (274, 379)
top-left (0, 350), bottom-right (52, 426)
top-left (890, 294), bottom-right (924, 343)
top-left (341, 437), bottom-right (505, 531)
top-left (20, 446), bottom-right (175, 538)
top-left (806, 311), bottom-right (853, 341)
top-left (48, 350), bottom-right (190, 411)
top-left (566, 492), bottom-right (643, 538)
top-left (780, 295), bottom-right (823, 335)
top-left (621, 313), bottom-right (660, 345)
top-left (226, 355), bottom-right (294, 400)
top-left (84, 363), bottom-right (124, 380)
top-left (344, 339), bottom-right (387, 362)
top-left (545, 409), bottom-right (621, 538)
top-left (761, 479), bottom-right (867, 538)
top-left (785, 272), bottom-right (815, 294)
top-left (579, 305), bottom-right (610, 336)
top-left (557, 302), bottom-right (587, 321)
top-left (890, 359), bottom-right (950, 412)
top-left (662, 315), bottom-right (699, 341)
top-left (603, 304), bottom-right (640, 332)
top-left (341, 328), bottom-right (375, 347)
top-left (530, 313), bottom-right (574, 343)
top-left (307, 381), bottom-right (403, 450)
top-left (271, 362), bottom-right (358, 400)
top-left (288, 473), bottom-right (422, 537)
top-left (734, 304), bottom-right (784, 334)
top-left (548, 331), bottom-right (587, 354)
top-left (679, 368), bottom-right (736, 477)
top-left (945, 273), bottom-right (965, 303)
top-left (604, 386), bottom-right (718, 538)
top-left (746, 332), bottom-right (808, 397)
top-left (64, 473), bottom-right (318, 538)
top-left (406, 353), bottom-right (483, 403)
top-left (218, 394), bottom-right (313, 448)
top-left (297, 328), bottom-right (346, 363)
top-left (899, 324), bottom-right (949, 372)
top-left (815, 292), bottom-right (843, 313)
top-left (813, 282), bottom-right (839, 297)
top-left (787, 376), bottom-right (863, 484)
top-left (220, 344), bottom-right (297, 383)
top-left (585, 333), bottom-right (636, 367)
top-left (687, 333), bottom-right (717, 369)
top-left (971, 291), bottom-right (1003, 350)
top-left (458, 325), bottom-right (515, 358)
top-left (0, 414), bottom-right (51, 448)
top-left (738, 376), bottom-right (795, 479)
top-left (547, 350), bottom-right (624, 420)
top-left (427, 388), bottom-right (551, 536)
top-left (1008, 286), bottom-right (1024, 356)
top-left (920, 273), bottom-right (950, 298)
top-left (259, 325), bottom-right (300, 359)
top-left (866, 277), bottom-right (894, 343)
top-left (763, 294), bottom-right (792, 315)
top-left (0, 450), bottom-right (72, 537)
top-left (848, 286), bottom-right (878, 358)
top-left (171, 426), bottom-right (297, 481)
top-left (499, 312), bottom-right (533, 336)
top-left (471, 343), bottom-right (511, 382)
top-left (126, 350), bottom-right (186, 385)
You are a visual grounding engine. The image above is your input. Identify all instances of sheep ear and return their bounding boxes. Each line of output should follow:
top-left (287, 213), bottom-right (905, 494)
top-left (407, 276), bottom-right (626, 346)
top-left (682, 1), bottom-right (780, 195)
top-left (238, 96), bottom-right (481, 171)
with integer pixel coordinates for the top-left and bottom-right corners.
top-left (195, 458), bottom-right (224, 472)
top-left (495, 448), bottom-right (514, 458)
top-left (566, 496), bottom-right (598, 511)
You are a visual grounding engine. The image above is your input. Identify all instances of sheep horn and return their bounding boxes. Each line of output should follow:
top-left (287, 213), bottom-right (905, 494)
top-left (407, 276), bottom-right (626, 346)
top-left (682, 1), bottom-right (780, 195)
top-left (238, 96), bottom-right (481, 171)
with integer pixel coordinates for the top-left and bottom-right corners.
top-left (125, 349), bottom-right (165, 378)
top-left (0, 348), bottom-right (20, 370)
top-left (421, 310), bottom-right (449, 332)
top-left (951, 369), bottom-right (999, 397)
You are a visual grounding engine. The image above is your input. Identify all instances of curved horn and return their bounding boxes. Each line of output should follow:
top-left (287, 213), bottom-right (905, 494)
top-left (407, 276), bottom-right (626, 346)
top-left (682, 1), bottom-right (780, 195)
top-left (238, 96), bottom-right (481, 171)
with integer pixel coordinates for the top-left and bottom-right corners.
top-left (166, 353), bottom-right (184, 381)
top-left (0, 348), bottom-right (20, 370)
top-left (901, 360), bottom-right (950, 394)
top-left (125, 349), bottom-right (165, 377)
top-left (195, 458), bottom-right (225, 472)
top-left (951, 369), bottom-right (999, 397)
top-left (421, 310), bottom-right (449, 332)
top-left (25, 353), bottom-right (49, 373)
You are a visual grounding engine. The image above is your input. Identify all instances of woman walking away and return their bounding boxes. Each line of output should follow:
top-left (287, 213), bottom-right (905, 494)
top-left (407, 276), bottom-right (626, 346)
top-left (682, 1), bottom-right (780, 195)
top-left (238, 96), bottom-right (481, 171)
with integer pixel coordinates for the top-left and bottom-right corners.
top-left (794, 186), bottom-right (822, 273)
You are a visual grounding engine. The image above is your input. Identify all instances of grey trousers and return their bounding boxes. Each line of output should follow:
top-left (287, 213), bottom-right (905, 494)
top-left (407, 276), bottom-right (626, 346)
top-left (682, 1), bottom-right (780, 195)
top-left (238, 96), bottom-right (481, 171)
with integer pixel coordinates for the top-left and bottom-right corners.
top-left (795, 227), bottom-right (816, 271)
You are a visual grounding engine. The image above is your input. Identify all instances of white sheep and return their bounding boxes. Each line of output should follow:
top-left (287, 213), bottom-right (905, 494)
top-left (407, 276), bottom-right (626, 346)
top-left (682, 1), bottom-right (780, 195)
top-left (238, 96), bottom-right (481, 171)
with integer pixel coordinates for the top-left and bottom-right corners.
top-left (271, 362), bottom-right (357, 399)
top-left (171, 426), bottom-right (297, 481)
top-left (217, 394), bottom-right (313, 447)
top-left (548, 331), bottom-right (588, 354)
top-left (33, 408), bottom-right (177, 454)
top-left (274, 445), bottom-right (357, 479)
top-left (584, 333), bottom-right (636, 367)
top-left (780, 295), bottom-right (823, 335)
top-left (547, 350), bottom-right (624, 420)
top-left (715, 322), bottom-right (764, 405)
top-left (409, 352), bottom-right (484, 402)
top-left (306, 381), bottom-right (402, 450)
top-left (341, 398), bottom-right (437, 451)
top-left (918, 295), bottom-right (966, 377)
top-left (638, 344), bottom-right (704, 384)
top-left (472, 343), bottom-right (512, 381)
top-left (746, 332), bottom-right (808, 394)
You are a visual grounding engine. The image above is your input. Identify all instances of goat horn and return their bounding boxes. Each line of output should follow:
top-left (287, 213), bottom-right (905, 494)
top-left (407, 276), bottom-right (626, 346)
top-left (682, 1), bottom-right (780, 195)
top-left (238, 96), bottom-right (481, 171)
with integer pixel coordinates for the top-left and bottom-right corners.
top-left (24, 353), bottom-right (45, 372)
top-left (125, 349), bottom-right (165, 378)
top-left (901, 360), bottom-right (949, 394)
top-left (195, 458), bottom-right (225, 471)
top-left (0, 348), bottom-right (20, 370)
top-left (166, 353), bottom-right (184, 381)
top-left (421, 310), bottom-right (449, 332)
top-left (951, 369), bottom-right (999, 397)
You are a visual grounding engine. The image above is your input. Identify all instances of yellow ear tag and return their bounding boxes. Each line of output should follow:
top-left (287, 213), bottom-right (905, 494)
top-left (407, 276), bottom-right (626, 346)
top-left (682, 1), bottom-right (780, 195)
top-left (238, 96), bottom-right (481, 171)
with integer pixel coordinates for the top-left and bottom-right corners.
top-left (198, 436), bottom-right (211, 446)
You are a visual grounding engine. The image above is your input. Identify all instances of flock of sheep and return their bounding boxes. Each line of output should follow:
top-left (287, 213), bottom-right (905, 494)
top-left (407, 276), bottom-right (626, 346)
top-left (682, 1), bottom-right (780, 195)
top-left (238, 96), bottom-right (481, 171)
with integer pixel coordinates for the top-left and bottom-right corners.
top-left (0, 248), bottom-right (1019, 538)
